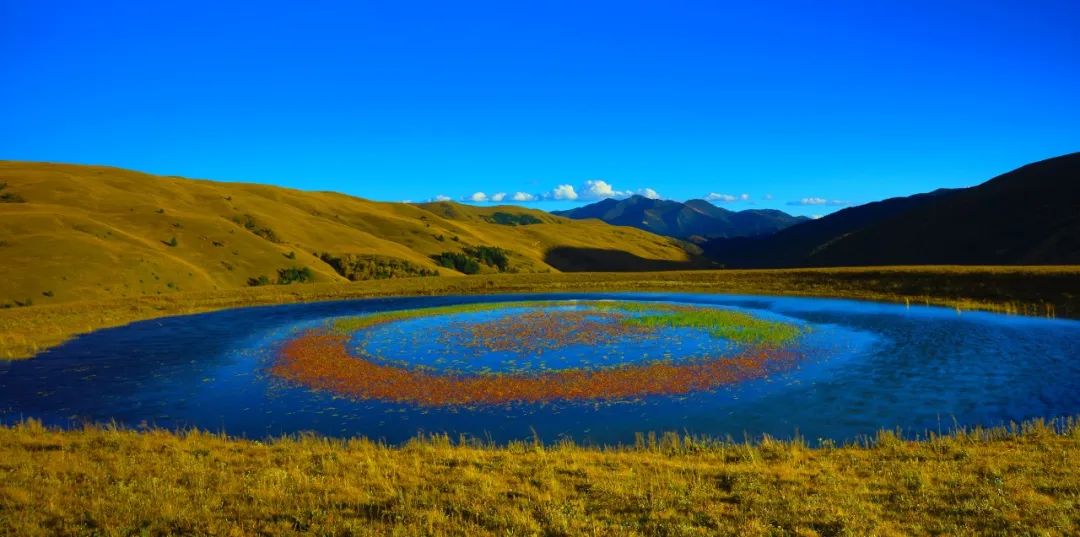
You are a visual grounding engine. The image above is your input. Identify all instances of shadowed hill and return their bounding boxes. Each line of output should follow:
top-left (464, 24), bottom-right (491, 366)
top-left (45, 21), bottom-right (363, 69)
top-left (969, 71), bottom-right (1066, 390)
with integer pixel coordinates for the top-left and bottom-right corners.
top-left (0, 162), bottom-right (700, 305)
top-left (553, 195), bottom-right (807, 241)
top-left (544, 247), bottom-right (718, 272)
top-left (705, 153), bottom-right (1080, 267)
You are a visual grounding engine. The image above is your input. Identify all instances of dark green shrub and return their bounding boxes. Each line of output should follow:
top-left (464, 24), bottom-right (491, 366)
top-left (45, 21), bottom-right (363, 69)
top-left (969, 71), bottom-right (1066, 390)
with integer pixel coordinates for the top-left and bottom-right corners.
top-left (482, 212), bottom-right (542, 226)
top-left (432, 246), bottom-right (512, 274)
top-left (232, 214), bottom-right (282, 243)
top-left (277, 266), bottom-right (314, 284)
top-left (464, 246), bottom-right (510, 271)
top-left (319, 253), bottom-right (438, 280)
top-left (163, 236), bottom-right (178, 247)
top-left (0, 192), bottom-right (25, 203)
top-left (431, 252), bottom-right (481, 274)
top-left (247, 275), bottom-right (272, 286)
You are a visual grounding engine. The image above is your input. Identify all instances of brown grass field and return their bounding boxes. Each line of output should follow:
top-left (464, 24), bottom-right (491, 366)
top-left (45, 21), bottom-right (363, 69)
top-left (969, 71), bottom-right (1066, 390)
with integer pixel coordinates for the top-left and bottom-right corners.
top-left (1, 418), bottom-right (1077, 536)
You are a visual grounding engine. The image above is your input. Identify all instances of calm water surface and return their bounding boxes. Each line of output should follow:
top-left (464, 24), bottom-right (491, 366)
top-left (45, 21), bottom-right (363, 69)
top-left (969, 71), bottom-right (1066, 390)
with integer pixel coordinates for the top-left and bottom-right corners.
top-left (1, 293), bottom-right (1077, 444)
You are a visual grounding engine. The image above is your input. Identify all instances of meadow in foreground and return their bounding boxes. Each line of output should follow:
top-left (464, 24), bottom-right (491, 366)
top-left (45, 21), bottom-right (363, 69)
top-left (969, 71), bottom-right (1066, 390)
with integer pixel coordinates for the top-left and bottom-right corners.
top-left (0, 418), bottom-right (1077, 536)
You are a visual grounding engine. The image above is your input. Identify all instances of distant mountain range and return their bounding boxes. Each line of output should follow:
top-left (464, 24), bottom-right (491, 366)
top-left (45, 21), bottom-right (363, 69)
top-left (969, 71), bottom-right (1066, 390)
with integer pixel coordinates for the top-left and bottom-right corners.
top-left (553, 196), bottom-right (809, 241)
top-left (703, 152), bottom-right (1080, 267)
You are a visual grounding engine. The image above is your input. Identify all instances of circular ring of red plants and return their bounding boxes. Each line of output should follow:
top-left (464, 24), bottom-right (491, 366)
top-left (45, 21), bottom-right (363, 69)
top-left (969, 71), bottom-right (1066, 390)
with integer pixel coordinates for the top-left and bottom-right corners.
top-left (270, 303), bottom-right (806, 407)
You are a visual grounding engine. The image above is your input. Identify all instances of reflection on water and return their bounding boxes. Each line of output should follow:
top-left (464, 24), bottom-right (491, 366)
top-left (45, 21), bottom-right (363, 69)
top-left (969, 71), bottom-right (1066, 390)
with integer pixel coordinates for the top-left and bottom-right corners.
top-left (1, 293), bottom-right (1078, 445)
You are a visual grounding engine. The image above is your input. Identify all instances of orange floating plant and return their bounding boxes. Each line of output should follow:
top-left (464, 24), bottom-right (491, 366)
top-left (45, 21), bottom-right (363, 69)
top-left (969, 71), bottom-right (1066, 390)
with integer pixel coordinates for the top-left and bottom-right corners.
top-left (271, 330), bottom-right (803, 406)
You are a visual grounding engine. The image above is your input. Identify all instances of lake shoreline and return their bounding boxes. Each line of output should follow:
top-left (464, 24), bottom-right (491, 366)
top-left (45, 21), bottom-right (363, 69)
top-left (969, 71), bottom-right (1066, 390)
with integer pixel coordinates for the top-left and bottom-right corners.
top-left (3, 266), bottom-right (1078, 360)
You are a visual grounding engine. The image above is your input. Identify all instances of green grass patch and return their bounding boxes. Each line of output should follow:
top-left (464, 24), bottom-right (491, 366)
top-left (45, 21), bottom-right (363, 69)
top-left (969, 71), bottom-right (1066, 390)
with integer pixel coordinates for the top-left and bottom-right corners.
top-left (331, 300), bottom-right (805, 348)
top-left (601, 302), bottom-right (806, 346)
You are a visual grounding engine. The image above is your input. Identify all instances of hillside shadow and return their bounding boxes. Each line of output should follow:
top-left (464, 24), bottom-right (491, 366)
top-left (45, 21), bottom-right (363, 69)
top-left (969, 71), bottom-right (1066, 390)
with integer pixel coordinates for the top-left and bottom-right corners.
top-left (544, 247), bottom-right (718, 272)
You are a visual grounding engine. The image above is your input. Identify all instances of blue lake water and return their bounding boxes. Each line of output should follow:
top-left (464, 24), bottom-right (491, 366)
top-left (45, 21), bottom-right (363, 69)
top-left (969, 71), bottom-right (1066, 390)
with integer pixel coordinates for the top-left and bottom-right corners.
top-left (353, 304), bottom-right (762, 374)
top-left (1, 293), bottom-right (1078, 445)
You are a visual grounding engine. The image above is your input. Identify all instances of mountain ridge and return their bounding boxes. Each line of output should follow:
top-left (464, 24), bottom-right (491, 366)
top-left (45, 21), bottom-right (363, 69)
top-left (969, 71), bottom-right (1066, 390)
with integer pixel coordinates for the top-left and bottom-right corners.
top-left (703, 152), bottom-right (1080, 267)
top-left (552, 195), bottom-right (809, 241)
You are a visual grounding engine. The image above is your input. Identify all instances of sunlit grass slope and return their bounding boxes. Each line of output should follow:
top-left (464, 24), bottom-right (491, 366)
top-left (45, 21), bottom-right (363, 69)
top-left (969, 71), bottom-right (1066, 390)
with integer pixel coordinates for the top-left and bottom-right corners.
top-left (0, 161), bottom-right (696, 305)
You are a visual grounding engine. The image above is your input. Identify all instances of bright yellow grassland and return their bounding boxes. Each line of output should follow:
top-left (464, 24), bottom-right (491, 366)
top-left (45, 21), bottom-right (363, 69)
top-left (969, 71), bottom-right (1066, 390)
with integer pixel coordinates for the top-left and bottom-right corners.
top-left (0, 161), bottom-right (697, 304)
top-left (0, 419), bottom-right (1077, 536)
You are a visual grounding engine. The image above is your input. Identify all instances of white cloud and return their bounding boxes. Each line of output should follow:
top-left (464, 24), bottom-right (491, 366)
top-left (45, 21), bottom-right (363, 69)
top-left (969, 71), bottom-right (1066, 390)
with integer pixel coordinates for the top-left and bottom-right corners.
top-left (581, 179), bottom-right (617, 199)
top-left (788, 197), bottom-right (849, 206)
top-left (637, 187), bottom-right (660, 199)
top-left (811, 214), bottom-right (824, 219)
top-left (442, 180), bottom-right (659, 204)
top-left (705, 193), bottom-right (738, 203)
top-left (549, 184), bottom-right (578, 200)
top-left (764, 193), bottom-right (774, 200)
top-left (577, 180), bottom-right (660, 200)
top-left (740, 193), bottom-right (750, 201)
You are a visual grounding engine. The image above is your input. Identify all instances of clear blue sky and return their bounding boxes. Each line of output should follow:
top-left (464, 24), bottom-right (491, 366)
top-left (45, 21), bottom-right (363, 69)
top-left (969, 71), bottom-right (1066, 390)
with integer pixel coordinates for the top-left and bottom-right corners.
top-left (2, 1), bottom-right (1078, 216)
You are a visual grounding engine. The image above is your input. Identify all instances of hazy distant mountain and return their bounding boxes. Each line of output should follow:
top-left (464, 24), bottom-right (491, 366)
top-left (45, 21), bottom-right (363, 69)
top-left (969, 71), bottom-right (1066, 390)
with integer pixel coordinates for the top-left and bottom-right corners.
top-left (552, 195), bottom-right (809, 241)
top-left (704, 152), bottom-right (1080, 267)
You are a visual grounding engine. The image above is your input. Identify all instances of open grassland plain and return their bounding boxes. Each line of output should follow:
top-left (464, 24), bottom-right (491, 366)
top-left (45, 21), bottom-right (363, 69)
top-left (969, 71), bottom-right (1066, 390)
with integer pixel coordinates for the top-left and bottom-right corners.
top-left (0, 419), bottom-right (1077, 536)
top-left (1, 266), bottom-right (1077, 360)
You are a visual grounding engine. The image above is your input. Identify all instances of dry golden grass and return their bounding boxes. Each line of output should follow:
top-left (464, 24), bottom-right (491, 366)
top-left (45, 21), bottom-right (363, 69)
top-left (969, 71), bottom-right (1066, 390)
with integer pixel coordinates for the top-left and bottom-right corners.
top-left (0, 418), bottom-right (1077, 536)
top-left (0, 161), bottom-right (696, 304)
top-left (2, 266), bottom-right (1077, 360)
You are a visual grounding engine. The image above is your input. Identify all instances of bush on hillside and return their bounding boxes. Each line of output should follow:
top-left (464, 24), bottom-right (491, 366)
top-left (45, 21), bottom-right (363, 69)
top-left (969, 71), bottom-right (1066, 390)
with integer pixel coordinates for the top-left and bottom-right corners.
top-left (0, 182), bottom-right (25, 203)
top-left (431, 252), bottom-right (481, 275)
top-left (319, 253), bottom-right (439, 280)
top-left (232, 214), bottom-right (282, 243)
top-left (482, 212), bottom-right (543, 226)
top-left (277, 266), bottom-right (314, 285)
top-left (464, 246), bottom-right (510, 272)
top-left (247, 275), bottom-right (272, 287)
top-left (432, 246), bottom-right (512, 274)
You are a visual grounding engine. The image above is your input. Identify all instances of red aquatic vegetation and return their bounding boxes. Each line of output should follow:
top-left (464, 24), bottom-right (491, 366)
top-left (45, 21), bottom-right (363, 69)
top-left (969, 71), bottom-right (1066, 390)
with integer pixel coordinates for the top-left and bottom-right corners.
top-left (271, 330), bottom-right (803, 407)
top-left (438, 310), bottom-right (654, 355)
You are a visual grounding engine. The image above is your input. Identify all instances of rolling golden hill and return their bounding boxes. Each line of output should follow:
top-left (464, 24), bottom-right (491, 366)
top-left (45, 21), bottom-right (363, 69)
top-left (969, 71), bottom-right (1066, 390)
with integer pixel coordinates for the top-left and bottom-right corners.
top-left (0, 161), bottom-right (703, 306)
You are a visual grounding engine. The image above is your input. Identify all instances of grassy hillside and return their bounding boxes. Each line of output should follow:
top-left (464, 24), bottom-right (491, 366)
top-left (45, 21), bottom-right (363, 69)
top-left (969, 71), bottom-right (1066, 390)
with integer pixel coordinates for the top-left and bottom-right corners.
top-left (1, 418), bottom-right (1077, 535)
top-left (0, 161), bottom-right (698, 306)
